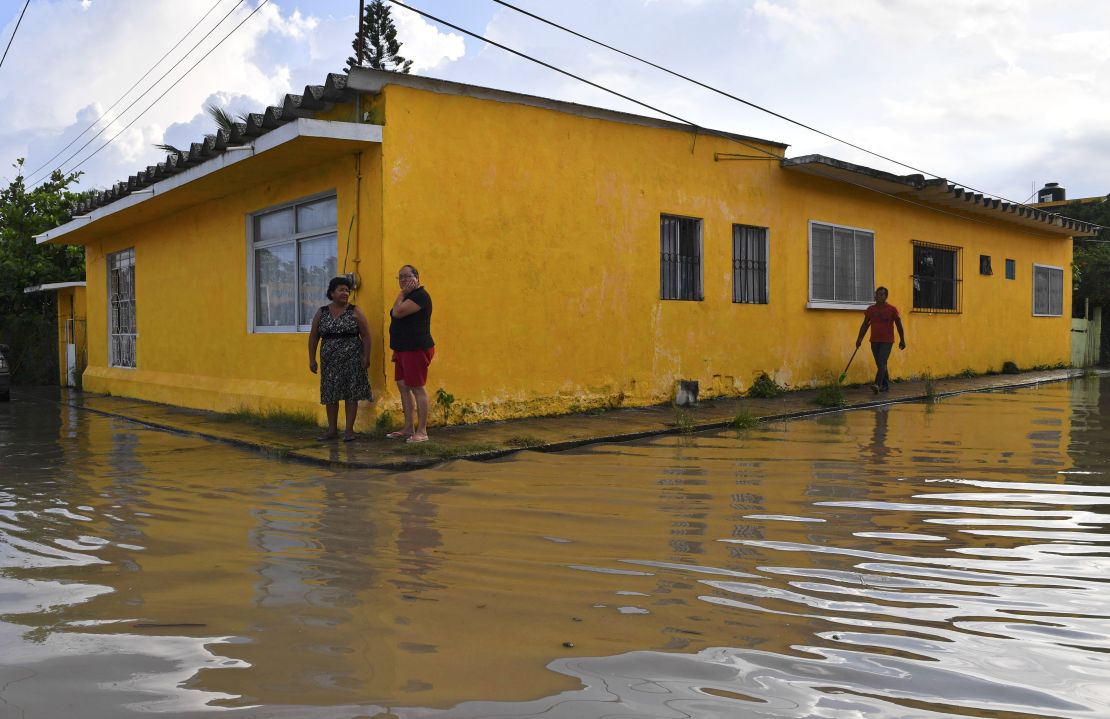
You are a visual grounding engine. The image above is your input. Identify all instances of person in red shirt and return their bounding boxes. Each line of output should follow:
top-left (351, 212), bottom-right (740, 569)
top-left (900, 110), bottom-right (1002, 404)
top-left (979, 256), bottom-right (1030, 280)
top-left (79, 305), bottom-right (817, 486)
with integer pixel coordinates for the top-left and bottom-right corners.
top-left (855, 286), bottom-right (906, 393)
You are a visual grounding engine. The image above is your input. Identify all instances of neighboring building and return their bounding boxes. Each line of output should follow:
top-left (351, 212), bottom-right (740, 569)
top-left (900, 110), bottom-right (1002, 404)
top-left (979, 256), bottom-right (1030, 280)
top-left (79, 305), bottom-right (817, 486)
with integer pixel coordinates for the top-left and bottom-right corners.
top-left (1030, 182), bottom-right (1109, 209)
top-left (36, 69), bottom-right (1101, 427)
top-left (23, 282), bottom-right (87, 388)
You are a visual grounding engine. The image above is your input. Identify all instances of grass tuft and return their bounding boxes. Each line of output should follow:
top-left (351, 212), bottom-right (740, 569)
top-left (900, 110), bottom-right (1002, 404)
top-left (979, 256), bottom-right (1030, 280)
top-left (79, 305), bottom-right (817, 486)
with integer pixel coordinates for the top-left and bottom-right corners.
top-left (731, 407), bottom-right (759, 430)
top-left (505, 434), bottom-right (543, 448)
top-left (812, 382), bottom-right (845, 408)
top-left (671, 405), bottom-right (696, 433)
top-left (217, 406), bottom-right (318, 431)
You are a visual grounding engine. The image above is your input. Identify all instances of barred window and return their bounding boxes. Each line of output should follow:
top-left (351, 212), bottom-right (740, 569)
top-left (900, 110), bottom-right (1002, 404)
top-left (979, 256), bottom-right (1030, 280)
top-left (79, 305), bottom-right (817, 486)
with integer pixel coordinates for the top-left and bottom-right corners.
top-left (108, 248), bottom-right (136, 368)
top-left (733, 224), bottom-right (768, 304)
top-left (808, 221), bottom-right (874, 307)
top-left (1033, 264), bottom-right (1064, 316)
top-left (912, 241), bottom-right (961, 313)
top-left (250, 194), bottom-right (337, 332)
top-left (660, 215), bottom-right (703, 301)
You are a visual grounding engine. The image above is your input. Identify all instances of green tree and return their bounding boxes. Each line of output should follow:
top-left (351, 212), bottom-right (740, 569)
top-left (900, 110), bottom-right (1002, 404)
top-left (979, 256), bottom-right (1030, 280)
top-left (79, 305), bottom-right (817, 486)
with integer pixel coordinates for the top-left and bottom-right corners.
top-left (0, 160), bottom-right (86, 383)
top-left (346, 0), bottom-right (413, 74)
top-left (1061, 199), bottom-right (1110, 310)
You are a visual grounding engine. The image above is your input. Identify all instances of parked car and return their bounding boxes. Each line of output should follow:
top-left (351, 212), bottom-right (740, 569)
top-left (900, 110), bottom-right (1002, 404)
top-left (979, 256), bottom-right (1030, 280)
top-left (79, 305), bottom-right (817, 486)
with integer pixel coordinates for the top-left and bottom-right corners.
top-left (0, 344), bottom-right (10, 401)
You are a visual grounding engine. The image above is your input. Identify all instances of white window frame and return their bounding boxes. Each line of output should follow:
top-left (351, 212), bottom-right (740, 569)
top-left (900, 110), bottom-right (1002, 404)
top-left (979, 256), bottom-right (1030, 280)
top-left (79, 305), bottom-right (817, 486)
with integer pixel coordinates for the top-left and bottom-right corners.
top-left (807, 220), bottom-right (875, 310)
top-left (107, 248), bottom-right (136, 369)
top-left (246, 190), bottom-right (338, 333)
top-left (1032, 263), bottom-right (1064, 317)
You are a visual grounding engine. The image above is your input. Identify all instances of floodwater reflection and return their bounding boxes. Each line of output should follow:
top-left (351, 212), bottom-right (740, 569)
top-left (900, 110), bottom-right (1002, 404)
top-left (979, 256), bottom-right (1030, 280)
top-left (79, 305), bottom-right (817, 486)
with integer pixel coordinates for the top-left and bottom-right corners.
top-left (0, 378), bottom-right (1108, 718)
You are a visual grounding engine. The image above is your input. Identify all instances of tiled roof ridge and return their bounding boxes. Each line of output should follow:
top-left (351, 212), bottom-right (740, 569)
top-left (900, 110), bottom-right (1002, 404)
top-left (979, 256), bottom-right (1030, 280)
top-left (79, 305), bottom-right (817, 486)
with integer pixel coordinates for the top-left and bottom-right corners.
top-left (69, 73), bottom-right (352, 219)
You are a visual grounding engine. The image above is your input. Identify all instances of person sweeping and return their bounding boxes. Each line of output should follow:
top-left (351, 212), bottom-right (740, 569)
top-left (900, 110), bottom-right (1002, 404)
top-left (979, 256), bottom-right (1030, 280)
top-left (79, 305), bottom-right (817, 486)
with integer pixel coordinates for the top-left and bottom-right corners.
top-left (855, 286), bottom-right (906, 393)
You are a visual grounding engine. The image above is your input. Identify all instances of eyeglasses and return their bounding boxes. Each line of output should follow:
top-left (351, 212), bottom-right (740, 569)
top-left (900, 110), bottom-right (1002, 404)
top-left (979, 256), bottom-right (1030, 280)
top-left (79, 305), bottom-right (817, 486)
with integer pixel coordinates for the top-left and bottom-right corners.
top-left (397, 275), bottom-right (415, 280)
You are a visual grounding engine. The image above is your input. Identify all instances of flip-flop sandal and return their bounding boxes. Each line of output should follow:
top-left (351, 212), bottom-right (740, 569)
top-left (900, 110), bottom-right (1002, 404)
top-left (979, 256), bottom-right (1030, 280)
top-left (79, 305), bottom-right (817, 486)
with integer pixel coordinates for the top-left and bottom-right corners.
top-left (386, 431), bottom-right (412, 439)
top-left (316, 432), bottom-right (338, 441)
top-left (342, 433), bottom-right (358, 442)
top-left (406, 434), bottom-right (429, 443)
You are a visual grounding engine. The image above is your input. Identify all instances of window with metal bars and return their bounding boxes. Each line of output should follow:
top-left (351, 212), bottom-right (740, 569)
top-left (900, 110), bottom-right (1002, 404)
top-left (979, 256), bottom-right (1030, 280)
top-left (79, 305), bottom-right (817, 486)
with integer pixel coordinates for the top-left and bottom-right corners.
top-left (732, 224), bottom-right (768, 304)
top-left (808, 221), bottom-right (874, 306)
top-left (660, 215), bottom-right (703, 301)
top-left (1032, 264), bottom-right (1064, 316)
top-left (108, 248), bottom-right (136, 368)
top-left (912, 241), bottom-right (961, 313)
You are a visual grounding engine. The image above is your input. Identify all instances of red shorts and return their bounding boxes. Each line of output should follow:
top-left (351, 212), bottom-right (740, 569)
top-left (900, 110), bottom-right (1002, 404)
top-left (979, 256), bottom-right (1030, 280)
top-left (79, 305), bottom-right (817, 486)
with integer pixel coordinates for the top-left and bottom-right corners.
top-left (392, 347), bottom-right (435, 387)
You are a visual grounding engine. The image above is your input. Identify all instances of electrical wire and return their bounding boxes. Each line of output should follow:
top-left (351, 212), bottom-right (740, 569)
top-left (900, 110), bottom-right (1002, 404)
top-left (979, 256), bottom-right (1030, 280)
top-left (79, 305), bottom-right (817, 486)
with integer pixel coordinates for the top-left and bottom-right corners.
top-left (28, 0), bottom-right (252, 188)
top-left (24, 0), bottom-right (230, 182)
top-left (0, 0), bottom-right (30, 74)
top-left (488, 0), bottom-right (1070, 215)
top-left (42, 0), bottom-right (271, 184)
top-left (387, 0), bottom-right (782, 161)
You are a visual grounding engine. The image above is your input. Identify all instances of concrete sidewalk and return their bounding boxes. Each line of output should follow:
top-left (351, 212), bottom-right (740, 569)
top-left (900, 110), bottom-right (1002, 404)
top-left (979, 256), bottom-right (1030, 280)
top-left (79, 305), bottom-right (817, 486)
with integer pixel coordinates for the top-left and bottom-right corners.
top-left (57, 368), bottom-right (1092, 470)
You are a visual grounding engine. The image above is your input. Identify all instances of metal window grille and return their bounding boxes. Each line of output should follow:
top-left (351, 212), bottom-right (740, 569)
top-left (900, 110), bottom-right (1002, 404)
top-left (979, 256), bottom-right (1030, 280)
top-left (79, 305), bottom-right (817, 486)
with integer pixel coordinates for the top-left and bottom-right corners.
top-left (809, 222), bottom-right (874, 304)
top-left (912, 241), bottom-right (961, 313)
top-left (732, 224), bottom-right (768, 304)
top-left (251, 195), bottom-right (338, 331)
top-left (1005, 258), bottom-right (1016, 280)
top-left (1033, 265), bottom-right (1064, 316)
top-left (660, 215), bottom-right (703, 301)
top-left (108, 248), bottom-right (136, 368)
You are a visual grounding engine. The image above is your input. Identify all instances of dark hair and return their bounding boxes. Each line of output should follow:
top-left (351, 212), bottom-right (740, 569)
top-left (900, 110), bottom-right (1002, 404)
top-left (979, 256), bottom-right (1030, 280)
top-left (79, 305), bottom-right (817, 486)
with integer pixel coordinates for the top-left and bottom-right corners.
top-left (327, 276), bottom-right (352, 299)
top-left (875, 286), bottom-right (888, 295)
top-left (400, 264), bottom-right (419, 279)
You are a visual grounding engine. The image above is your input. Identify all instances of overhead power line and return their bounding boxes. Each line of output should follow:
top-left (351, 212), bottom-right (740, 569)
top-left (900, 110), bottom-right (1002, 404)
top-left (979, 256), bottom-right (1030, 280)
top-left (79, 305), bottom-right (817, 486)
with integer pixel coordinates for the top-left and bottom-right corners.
top-left (488, 0), bottom-right (1051, 213)
top-left (28, 0), bottom-right (253, 188)
top-left (0, 0), bottom-right (30, 73)
top-left (38, 0), bottom-right (271, 186)
top-left (24, 0), bottom-right (230, 182)
top-left (387, 0), bottom-right (780, 160)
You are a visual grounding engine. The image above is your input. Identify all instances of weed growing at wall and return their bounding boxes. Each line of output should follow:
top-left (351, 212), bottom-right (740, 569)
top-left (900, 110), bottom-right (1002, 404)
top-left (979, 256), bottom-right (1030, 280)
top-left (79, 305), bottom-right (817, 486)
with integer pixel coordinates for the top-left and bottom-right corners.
top-left (434, 387), bottom-right (456, 424)
top-left (959, 368), bottom-right (978, 378)
top-left (748, 372), bottom-right (785, 398)
top-left (672, 405), bottom-right (696, 433)
top-left (922, 373), bottom-right (937, 402)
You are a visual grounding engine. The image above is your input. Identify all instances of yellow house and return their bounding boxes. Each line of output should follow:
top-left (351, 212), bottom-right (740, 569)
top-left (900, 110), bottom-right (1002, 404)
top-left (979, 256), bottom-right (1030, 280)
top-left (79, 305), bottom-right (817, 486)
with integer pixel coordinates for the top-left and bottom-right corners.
top-left (36, 69), bottom-right (1100, 428)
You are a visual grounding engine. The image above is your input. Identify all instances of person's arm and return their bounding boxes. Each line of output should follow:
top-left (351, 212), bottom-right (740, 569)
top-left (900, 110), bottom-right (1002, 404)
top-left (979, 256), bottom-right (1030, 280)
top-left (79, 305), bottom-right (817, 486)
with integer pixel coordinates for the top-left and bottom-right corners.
top-left (308, 309), bottom-right (321, 373)
top-left (895, 317), bottom-right (906, 350)
top-left (855, 316), bottom-right (871, 348)
top-left (391, 281), bottom-right (423, 318)
top-left (354, 306), bottom-right (372, 369)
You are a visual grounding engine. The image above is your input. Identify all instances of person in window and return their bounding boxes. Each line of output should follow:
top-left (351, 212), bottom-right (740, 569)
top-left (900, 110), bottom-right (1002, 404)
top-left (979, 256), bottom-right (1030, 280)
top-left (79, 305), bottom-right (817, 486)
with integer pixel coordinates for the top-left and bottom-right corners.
top-left (855, 286), bottom-right (906, 393)
top-left (387, 265), bottom-right (435, 443)
top-left (308, 276), bottom-right (373, 441)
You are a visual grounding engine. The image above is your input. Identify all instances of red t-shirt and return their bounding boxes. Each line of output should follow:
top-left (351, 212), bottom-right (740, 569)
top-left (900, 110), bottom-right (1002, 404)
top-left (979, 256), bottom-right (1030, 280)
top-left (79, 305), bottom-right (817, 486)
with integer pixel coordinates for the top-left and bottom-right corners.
top-left (865, 303), bottom-right (900, 343)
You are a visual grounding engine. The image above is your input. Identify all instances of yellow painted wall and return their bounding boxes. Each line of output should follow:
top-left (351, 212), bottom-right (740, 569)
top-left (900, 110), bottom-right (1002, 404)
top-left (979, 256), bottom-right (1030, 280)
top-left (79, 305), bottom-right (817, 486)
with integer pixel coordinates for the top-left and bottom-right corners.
top-left (81, 149), bottom-right (384, 427)
top-left (72, 83), bottom-right (1073, 426)
top-left (55, 286), bottom-right (87, 387)
top-left (375, 84), bottom-right (1072, 421)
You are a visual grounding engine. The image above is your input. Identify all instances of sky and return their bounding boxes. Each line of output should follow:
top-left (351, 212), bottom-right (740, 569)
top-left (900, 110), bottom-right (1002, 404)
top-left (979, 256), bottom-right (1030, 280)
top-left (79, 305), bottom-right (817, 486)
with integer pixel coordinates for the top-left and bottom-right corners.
top-left (0, 0), bottom-right (1107, 204)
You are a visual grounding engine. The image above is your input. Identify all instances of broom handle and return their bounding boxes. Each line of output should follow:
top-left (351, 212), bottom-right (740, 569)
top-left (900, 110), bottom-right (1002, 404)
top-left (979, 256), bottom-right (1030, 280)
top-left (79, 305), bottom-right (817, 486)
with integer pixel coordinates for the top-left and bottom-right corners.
top-left (842, 345), bottom-right (860, 376)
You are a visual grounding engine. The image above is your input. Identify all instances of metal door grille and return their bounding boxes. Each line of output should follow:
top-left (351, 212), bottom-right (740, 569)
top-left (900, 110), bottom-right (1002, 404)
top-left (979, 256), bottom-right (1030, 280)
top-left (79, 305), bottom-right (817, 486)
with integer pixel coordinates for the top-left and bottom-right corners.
top-left (660, 215), bottom-right (703, 301)
top-left (733, 224), bottom-right (768, 303)
top-left (109, 248), bottom-right (136, 368)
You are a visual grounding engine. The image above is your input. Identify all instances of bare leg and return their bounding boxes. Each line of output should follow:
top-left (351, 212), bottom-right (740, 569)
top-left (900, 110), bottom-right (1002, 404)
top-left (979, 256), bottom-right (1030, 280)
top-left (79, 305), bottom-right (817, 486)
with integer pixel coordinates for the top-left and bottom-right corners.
top-left (396, 380), bottom-right (416, 434)
top-left (320, 402), bottom-right (339, 439)
top-left (412, 386), bottom-right (429, 437)
top-left (343, 399), bottom-right (358, 438)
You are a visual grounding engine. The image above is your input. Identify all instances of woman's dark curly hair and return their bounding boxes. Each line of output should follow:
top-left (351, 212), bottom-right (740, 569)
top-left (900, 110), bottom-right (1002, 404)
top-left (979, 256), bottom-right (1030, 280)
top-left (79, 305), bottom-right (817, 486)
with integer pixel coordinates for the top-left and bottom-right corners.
top-left (326, 276), bottom-right (352, 300)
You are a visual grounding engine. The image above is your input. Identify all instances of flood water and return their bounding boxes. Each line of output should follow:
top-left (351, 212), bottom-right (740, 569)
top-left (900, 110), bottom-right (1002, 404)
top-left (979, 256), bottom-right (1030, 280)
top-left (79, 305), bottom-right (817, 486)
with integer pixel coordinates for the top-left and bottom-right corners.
top-left (1, 379), bottom-right (1109, 719)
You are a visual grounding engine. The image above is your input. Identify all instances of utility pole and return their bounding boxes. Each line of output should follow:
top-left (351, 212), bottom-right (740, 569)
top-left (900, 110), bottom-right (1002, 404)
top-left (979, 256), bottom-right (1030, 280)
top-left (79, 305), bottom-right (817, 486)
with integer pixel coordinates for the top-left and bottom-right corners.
top-left (356, 0), bottom-right (365, 67)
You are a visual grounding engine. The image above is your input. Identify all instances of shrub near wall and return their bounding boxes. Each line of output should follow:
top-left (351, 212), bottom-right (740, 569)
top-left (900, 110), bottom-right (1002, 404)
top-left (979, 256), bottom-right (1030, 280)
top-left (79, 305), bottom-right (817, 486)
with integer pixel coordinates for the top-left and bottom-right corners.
top-left (0, 294), bottom-right (60, 386)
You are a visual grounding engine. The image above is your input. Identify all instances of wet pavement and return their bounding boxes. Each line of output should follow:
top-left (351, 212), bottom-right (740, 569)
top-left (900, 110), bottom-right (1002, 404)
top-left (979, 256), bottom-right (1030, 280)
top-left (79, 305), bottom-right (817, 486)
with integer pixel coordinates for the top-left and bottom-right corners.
top-left (59, 367), bottom-right (1087, 469)
top-left (2, 373), bottom-right (1109, 718)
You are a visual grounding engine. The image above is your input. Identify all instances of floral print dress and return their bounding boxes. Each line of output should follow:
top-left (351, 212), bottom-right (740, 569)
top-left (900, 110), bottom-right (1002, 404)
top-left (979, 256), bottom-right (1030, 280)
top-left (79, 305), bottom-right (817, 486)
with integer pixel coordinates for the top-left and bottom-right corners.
top-left (317, 305), bottom-right (372, 404)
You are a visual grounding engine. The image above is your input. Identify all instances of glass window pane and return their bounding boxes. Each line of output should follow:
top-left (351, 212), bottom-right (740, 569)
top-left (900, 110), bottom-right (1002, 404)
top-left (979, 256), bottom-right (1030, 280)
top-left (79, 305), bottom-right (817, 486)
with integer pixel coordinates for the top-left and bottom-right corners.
top-left (298, 234), bottom-right (337, 325)
top-left (255, 243), bottom-right (296, 327)
top-left (811, 224), bottom-right (833, 301)
top-left (297, 197), bottom-right (337, 234)
top-left (257, 208), bottom-right (294, 242)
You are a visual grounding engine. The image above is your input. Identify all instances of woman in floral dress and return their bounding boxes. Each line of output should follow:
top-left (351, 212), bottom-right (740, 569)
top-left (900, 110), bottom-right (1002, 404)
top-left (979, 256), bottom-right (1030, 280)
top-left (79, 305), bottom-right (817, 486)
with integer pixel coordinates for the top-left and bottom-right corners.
top-left (308, 276), bottom-right (372, 440)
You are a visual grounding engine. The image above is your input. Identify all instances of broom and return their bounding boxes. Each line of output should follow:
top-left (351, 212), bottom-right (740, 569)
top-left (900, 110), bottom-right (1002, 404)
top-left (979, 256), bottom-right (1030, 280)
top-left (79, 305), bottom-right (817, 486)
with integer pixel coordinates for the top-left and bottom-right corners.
top-left (838, 346), bottom-right (860, 384)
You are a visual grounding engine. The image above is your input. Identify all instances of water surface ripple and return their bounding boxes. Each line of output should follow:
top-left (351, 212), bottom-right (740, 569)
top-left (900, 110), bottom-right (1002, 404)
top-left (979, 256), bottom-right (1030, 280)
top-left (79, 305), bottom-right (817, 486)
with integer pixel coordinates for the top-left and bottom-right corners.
top-left (0, 379), bottom-right (1108, 718)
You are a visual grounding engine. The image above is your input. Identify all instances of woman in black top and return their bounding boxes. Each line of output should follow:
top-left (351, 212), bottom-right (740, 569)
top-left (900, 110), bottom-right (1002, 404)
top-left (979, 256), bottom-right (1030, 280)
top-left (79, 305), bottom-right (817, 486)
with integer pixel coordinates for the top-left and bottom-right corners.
top-left (388, 265), bottom-right (435, 442)
top-left (308, 276), bottom-right (372, 441)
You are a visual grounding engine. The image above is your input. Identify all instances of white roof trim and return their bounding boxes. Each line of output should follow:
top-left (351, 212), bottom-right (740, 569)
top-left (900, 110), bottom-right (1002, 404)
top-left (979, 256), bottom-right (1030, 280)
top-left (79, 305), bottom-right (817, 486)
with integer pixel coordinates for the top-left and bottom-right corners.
top-left (37, 119), bottom-right (382, 245)
top-left (24, 281), bottom-right (87, 293)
